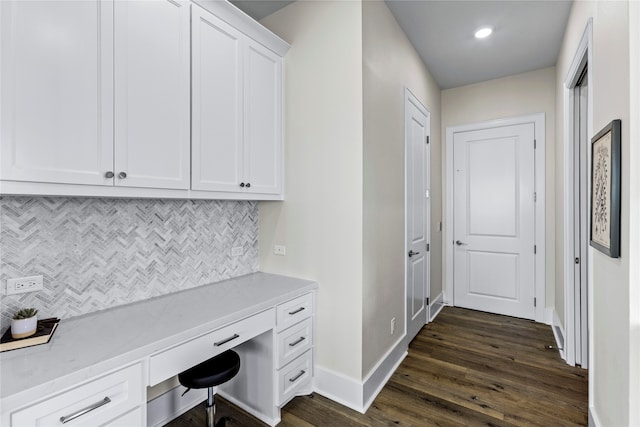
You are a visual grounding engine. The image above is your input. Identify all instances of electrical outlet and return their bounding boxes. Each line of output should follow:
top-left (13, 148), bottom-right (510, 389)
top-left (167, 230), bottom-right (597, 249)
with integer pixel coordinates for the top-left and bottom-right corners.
top-left (231, 246), bottom-right (243, 257)
top-left (391, 317), bottom-right (396, 335)
top-left (6, 275), bottom-right (44, 295)
top-left (274, 245), bottom-right (286, 256)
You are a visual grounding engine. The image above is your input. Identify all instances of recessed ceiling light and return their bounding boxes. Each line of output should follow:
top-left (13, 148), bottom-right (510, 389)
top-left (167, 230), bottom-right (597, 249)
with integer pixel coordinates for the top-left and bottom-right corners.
top-left (474, 26), bottom-right (493, 39)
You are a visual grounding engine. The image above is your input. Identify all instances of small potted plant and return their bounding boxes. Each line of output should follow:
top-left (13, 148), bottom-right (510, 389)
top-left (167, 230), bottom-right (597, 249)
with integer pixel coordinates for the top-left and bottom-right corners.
top-left (11, 308), bottom-right (38, 339)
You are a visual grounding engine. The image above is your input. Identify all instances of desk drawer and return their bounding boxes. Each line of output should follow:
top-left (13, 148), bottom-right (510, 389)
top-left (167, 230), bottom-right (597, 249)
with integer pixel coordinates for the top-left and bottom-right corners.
top-left (276, 293), bottom-right (312, 332)
top-left (149, 308), bottom-right (274, 386)
top-left (11, 363), bottom-right (144, 427)
top-left (277, 350), bottom-right (312, 405)
top-left (277, 317), bottom-right (312, 368)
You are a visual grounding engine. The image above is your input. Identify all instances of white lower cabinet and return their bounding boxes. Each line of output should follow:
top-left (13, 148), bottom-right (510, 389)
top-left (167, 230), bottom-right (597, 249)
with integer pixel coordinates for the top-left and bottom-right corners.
top-left (275, 294), bottom-right (314, 407)
top-left (10, 363), bottom-right (145, 427)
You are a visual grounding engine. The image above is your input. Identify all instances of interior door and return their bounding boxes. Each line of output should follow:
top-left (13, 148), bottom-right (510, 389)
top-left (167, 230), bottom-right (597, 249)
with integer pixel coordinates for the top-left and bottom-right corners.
top-left (405, 90), bottom-right (430, 342)
top-left (453, 123), bottom-right (535, 319)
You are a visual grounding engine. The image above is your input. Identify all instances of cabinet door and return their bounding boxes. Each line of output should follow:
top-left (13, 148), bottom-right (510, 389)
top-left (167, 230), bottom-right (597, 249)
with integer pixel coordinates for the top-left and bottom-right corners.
top-left (114, 0), bottom-right (190, 189)
top-left (0, 0), bottom-right (114, 185)
top-left (244, 40), bottom-right (283, 194)
top-left (191, 5), bottom-right (244, 192)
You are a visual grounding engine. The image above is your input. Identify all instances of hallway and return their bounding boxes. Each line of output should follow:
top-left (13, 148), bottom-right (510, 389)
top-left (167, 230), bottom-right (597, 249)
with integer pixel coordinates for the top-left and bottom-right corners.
top-left (168, 307), bottom-right (588, 426)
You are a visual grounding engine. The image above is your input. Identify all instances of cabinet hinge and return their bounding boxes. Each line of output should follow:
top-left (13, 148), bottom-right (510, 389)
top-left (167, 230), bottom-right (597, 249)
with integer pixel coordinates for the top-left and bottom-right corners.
top-left (426, 243), bottom-right (430, 252)
top-left (534, 297), bottom-right (537, 307)
top-left (534, 139), bottom-right (537, 149)
top-left (534, 245), bottom-right (537, 254)
top-left (575, 257), bottom-right (580, 264)
top-left (426, 297), bottom-right (430, 305)
top-left (534, 192), bottom-right (537, 202)
top-left (426, 135), bottom-right (430, 144)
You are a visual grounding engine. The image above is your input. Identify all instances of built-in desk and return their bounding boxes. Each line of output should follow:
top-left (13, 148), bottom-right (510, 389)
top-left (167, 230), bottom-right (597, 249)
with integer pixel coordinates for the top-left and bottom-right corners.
top-left (0, 273), bottom-right (317, 426)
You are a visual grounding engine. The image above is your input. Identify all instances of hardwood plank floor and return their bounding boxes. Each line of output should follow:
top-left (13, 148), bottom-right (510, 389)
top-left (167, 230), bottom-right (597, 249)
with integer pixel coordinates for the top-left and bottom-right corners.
top-left (165, 307), bottom-right (588, 426)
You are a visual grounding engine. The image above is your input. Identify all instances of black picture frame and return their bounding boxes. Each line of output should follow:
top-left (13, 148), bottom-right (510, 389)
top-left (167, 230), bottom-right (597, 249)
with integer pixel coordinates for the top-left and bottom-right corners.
top-left (590, 119), bottom-right (621, 258)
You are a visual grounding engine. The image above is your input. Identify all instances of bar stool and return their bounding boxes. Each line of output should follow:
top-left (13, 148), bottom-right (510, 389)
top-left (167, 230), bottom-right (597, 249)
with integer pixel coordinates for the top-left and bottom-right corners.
top-left (178, 350), bottom-right (241, 427)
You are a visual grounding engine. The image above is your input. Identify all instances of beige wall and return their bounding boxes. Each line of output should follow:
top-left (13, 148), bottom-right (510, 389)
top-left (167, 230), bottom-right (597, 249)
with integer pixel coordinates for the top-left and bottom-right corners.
top-left (259, 1), bottom-right (364, 379)
top-left (555, 1), bottom-right (634, 425)
top-left (441, 67), bottom-right (557, 311)
top-left (629, 2), bottom-right (640, 424)
top-left (361, 0), bottom-right (441, 377)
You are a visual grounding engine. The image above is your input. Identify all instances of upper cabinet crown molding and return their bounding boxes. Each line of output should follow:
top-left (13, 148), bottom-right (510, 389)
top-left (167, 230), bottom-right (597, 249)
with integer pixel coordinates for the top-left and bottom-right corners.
top-left (192, 0), bottom-right (290, 56)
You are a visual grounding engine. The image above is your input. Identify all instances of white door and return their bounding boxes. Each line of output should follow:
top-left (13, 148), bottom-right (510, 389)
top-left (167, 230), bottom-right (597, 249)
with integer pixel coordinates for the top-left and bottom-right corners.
top-left (191, 4), bottom-right (243, 192)
top-left (244, 40), bottom-right (283, 194)
top-left (405, 90), bottom-right (430, 342)
top-left (0, 0), bottom-right (113, 185)
top-left (453, 123), bottom-right (535, 319)
top-left (114, 0), bottom-right (190, 189)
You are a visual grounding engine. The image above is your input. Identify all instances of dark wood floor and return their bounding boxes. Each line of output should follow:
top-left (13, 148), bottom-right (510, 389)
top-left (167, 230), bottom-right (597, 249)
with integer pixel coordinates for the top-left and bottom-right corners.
top-left (166, 307), bottom-right (588, 426)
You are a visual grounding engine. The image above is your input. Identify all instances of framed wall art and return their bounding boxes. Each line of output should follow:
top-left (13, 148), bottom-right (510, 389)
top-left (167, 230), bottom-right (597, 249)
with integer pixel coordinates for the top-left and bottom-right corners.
top-left (590, 119), bottom-right (621, 258)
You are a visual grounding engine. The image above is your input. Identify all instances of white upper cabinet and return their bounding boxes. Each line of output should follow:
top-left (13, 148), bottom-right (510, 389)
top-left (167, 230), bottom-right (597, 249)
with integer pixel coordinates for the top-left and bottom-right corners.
top-left (244, 40), bottom-right (283, 195)
top-left (191, 6), bottom-right (244, 193)
top-left (1, 0), bottom-right (190, 190)
top-left (191, 4), bottom-right (284, 195)
top-left (0, 0), bottom-right (114, 186)
top-left (1, 0), bottom-right (288, 199)
top-left (114, 0), bottom-right (191, 190)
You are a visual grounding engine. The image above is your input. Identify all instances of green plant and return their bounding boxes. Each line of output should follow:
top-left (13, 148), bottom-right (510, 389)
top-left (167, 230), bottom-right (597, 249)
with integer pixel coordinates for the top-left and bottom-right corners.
top-left (13, 308), bottom-right (38, 320)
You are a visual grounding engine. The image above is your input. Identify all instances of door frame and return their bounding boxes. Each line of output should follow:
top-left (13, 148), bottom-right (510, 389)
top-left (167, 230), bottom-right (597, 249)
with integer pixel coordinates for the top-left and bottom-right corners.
top-left (562, 19), bottom-right (593, 367)
top-left (445, 113), bottom-right (547, 323)
top-left (404, 87), bottom-right (431, 340)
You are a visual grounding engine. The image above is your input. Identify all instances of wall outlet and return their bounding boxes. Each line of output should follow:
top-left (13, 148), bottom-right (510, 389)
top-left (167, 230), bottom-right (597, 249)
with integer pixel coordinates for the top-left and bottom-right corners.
top-left (391, 317), bottom-right (396, 335)
top-left (273, 245), bottom-right (286, 256)
top-left (6, 275), bottom-right (44, 295)
top-left (231, 246), bottom-right (243, 257)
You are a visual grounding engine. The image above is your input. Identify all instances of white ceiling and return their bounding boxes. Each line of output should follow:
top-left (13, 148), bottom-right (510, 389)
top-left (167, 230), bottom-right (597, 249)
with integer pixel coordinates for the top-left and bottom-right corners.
top-left (231, 0), bottom-right (573, 89)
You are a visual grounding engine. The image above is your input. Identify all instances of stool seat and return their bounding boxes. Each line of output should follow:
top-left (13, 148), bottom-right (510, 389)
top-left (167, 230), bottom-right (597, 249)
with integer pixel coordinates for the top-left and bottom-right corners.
top-left (179, 350), bottom-right (241, 390)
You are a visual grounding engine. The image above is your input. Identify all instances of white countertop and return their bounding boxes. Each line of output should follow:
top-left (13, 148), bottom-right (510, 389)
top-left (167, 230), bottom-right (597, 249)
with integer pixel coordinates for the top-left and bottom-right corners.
top-left (0, 272), bottom-right (317, 403)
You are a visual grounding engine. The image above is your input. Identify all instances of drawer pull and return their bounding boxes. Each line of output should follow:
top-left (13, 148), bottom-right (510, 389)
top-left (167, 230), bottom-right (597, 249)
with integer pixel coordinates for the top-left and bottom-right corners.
top-left (59, 397), bottom-right (111, 424)
top-left (289, 336), bottom-right (306, 347)
top-left (289, 370), bottom-right (306, 383)
top-left (214, 333), bottom-right (240, 347)
top-left (288, 307), bottom-right (305, 315)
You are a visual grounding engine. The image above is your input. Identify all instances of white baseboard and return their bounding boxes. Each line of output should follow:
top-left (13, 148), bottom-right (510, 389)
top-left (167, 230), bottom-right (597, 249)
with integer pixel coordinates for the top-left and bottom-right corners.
top-left (552, 309), bottom-right (566, 361)
top-left (314, 336), bottom-right (407, 414)
top-left (589, 405), bottom-right (601, 427)
top-left (313, 365), bottom-right (365, 413)
top-left (362, 336), bottom-right (407, 411)
top-left (430, 292), bottom-right (444, 321)
top-left (147, 385), bottom-right (206, 427)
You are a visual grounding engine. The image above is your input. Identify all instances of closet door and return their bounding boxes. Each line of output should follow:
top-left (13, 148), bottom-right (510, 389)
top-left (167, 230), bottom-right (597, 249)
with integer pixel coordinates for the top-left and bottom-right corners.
top-left (114, 0), bottom-right (190, 189)
top-left (0, 0), bottom-right (113, 185)
top-left (191, 4), bottom-right (244, 192)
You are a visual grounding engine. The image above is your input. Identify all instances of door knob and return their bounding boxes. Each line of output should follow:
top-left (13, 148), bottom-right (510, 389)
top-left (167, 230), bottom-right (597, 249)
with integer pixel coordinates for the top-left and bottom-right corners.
top-left (408, 250), bottom-right (420, 257)
top-left (455, 240), bottom-right (468, 246)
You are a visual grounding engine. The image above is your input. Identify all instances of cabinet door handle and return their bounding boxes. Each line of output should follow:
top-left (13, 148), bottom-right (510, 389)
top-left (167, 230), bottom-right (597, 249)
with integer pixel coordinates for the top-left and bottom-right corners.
top-left (245, 182), bottom-right (251, 188)
top-left (289, 370), bottom-right (306, 383)
top-left (118, 172), bottom-right (127, 179)
top-left (289, 336), bottom-right (306, 347)
top-left (239, 182), bottom-right (245, 188)
top-left (105, 171), bottom-right (114, 178)
top-left (288, 307), bottom-right (305, 315)
top-left (214, 333), bottom-right (240, 347)
top-left (59, 397), bottom-right (111, 424)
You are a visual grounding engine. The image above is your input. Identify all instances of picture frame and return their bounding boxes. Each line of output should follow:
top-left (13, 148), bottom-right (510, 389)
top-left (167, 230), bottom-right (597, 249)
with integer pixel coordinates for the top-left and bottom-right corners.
top-left (590, 119), bottom-right (621, 258)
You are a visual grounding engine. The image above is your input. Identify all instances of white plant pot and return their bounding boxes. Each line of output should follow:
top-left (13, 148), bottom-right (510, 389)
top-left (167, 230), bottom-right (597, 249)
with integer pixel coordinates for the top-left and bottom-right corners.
top-left (11, 315), bottom-right (37, 339)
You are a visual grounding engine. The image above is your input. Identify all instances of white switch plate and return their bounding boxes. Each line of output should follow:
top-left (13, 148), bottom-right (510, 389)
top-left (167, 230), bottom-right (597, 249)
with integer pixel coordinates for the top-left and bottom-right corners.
top-left (231, 246), bottom-right (243, 257)
top-left (6, 275), bottom-right (44, 295)
top-left (273, 245), bottom-right (286, 256)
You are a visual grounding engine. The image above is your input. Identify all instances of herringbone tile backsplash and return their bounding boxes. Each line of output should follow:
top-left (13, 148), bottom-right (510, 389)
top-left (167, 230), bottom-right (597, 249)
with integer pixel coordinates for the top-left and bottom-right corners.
top-left (0, 197), bottom-right (258, 329)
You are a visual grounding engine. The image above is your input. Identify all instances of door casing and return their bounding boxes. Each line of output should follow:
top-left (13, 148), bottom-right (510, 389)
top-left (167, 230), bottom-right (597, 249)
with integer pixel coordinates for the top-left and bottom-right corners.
top-left (445, 113), bottom-right (547, 324)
